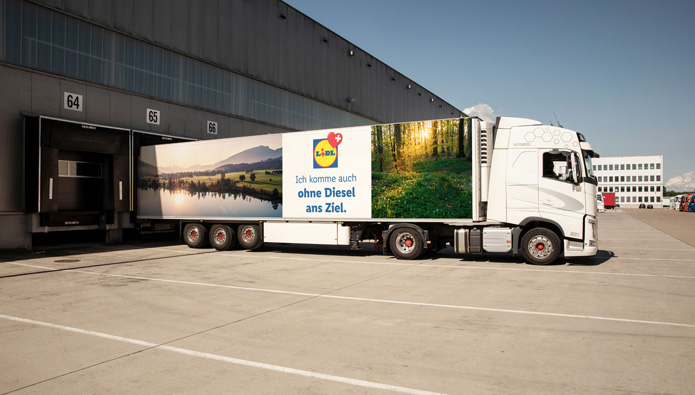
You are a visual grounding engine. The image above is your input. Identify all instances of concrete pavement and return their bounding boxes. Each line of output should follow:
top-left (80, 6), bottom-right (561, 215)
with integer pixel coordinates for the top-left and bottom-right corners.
top-left (1, 211), bottom-right (693, 394)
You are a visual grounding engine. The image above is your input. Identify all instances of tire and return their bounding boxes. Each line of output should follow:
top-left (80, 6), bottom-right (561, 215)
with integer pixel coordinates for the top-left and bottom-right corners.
top-left (389, 227), bottom-right (425, 260)
top-left (237, 224), bottom-right (263, 250)
top-left (183, 223), bottom-right (208, 248)
top-left (520, 227), bottom-right (561, 265)
top-left (209, 224), bottom-right (236, 251)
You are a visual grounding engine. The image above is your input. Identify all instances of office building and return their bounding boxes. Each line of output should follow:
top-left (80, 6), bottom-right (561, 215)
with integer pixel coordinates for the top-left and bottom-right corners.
top-left (593, 155), bottom-right (663, 207)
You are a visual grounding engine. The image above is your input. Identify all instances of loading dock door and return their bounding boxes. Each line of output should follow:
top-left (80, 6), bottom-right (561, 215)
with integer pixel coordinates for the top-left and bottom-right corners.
top-left (25, 116), bottom-right (131, 228)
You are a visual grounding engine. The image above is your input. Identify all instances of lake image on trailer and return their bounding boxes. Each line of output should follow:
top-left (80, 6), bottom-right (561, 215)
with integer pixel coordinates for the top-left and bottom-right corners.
top-left (137, 189), bottom-right (281, 217)
top-left (137, 134), bottom-right (283, 218)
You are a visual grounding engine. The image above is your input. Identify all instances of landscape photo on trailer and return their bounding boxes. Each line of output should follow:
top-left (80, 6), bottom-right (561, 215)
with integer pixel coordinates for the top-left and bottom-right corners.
top-left (371, 118), bottom-right (473, 219)
top-left (137, 134), bottom-right (283, 218)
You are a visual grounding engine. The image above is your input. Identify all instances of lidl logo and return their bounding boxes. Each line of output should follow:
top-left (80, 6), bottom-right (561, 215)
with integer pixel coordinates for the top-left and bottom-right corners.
top-left (313, 132), bottom-right (343, 169)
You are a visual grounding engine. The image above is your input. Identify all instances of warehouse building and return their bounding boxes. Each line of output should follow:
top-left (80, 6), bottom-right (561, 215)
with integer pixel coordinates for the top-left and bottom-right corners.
top-left (592, 155), bottom-right (664, 207)
top-left (0, 0), bottom-right (464, 250)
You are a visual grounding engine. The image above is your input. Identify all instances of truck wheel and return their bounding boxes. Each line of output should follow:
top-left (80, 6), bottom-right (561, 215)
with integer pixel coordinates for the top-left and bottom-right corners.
top-left (237, 224), bottom-right (263, 250)
top-left (520, 228), bottom-right (561, 265)
top-left (389, 228), bottom-right (424, 260)
top-left (210, 224), bottom-right (236, 251)
top-left (183, 223), bottom-right (208, 248)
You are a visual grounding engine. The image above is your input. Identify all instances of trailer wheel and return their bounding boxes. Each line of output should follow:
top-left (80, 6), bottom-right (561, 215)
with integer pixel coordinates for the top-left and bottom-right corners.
top-left (520, 227), bottom-right (561, 265)
top-left (210, 224), bottom-right (236, 251)
top-left (389, 228), bottom-right (424, 260)
top-left (183, 223), bottom-right (208, 248)
top-left (237, 224), bottom-right (262, 250)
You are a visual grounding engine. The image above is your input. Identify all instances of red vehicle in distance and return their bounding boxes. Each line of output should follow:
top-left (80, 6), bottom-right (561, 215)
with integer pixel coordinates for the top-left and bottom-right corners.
top-left (602, 192), bottom-right (616, 210)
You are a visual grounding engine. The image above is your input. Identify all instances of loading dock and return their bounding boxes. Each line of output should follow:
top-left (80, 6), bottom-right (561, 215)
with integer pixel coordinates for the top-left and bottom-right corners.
top-left (23, 116), bottom-right (193, 245)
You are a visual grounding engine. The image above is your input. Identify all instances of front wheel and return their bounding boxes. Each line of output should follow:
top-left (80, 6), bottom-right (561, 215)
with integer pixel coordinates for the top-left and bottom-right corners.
top-left (520, 228), bottom-right (562, 265)
top-left (389, 228), bottom-right (425, 260)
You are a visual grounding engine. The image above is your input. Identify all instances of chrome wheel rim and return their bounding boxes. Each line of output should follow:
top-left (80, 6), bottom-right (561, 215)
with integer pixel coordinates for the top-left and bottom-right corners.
top-left (528, 235), bottom-right (553, 259)
top-left (395, 232), bottom-right (416, 254)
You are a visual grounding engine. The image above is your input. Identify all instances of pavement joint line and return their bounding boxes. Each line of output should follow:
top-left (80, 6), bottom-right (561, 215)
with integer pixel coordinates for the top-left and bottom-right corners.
top-left (0, 313), bottom-right (444, 395)
top-left (61, 269), bottom-right (695, 328)
top-left (7, 254), bottom-right (695, 280)
top-left (11, 259), bottom-right (691, 326)
top-left (600, 247), bottom-right (695, 251)
top-left (604, 257), bottom-right (695, 262)
top-left (0, 251), bottom-right (217, 279)
top-left (217, 252), bottom-right (695, 279)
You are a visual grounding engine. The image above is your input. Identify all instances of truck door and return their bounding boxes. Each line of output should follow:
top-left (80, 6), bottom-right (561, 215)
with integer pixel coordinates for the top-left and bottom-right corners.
top-left (538, 150), bottom-right (585, 239)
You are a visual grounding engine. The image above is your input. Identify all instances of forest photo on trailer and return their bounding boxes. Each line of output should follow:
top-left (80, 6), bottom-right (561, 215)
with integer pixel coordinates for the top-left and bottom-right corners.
top-left (371, 119), bottom-right (473, 219)
top-left (137, 134), bottom-right (283, 218)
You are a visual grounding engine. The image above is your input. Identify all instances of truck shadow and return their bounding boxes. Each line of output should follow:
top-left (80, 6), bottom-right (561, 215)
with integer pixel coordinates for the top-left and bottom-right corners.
top-left (432, 248), bottom-right (615, 267)
top-left (565, 250), bottom-right (615, 266)
top-left (248, 244), bottom-right (615, 267)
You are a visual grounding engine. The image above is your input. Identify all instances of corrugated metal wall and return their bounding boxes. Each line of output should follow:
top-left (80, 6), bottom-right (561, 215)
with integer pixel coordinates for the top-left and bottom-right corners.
top-left (31, 0), bottom-right (463, 124)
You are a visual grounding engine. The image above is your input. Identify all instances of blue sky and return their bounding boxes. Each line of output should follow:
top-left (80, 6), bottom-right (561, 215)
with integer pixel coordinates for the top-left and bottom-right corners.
top-left (286, 0), bottom-right (695, 190)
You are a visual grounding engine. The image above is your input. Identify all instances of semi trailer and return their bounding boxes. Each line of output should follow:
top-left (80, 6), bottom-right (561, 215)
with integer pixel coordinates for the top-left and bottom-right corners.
top-left (137, 117), bottom-right (599, 265)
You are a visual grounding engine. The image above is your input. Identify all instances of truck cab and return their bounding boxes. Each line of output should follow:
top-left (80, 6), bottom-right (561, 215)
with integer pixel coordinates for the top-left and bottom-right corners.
top-left (483, 117), bottom-right (599, 261)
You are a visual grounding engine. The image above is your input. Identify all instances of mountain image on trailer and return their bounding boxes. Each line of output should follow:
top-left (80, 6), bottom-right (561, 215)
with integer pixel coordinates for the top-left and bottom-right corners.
top-left (137, 134), bottom-right (283, 218)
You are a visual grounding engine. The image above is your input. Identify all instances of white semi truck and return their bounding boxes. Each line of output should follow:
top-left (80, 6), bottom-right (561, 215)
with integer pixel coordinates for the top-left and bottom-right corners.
top-left (137, 117), bottom-right (599, 265)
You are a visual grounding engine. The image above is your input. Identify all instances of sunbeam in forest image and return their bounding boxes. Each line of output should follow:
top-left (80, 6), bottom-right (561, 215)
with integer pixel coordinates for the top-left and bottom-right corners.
top-left (371, 119), bottom-right (473, 219)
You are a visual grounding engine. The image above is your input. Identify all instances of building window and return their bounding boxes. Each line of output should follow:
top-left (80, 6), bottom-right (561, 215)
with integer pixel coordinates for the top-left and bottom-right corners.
top-left (657, 197), bottom-right (661, 202)
top-left (632, 164), bottom-right (636, 170)
top-left (657, 175), bottom-right (661, 181)
top-left (610, 176), bottom-right (614, 182)
top-left (657, 186), bottom-right (661, 192)
top-left (620, 196), bottom-right (625, 202)
top-left (638, 164), bottom-right (643, 170)
top-left (610, 187), bottom-right (614, 192)
top-left (632, 186), bottom-right (637, 192)
top-left (650, 186), bottom-right (654, 192)
top-left (609, 164), bottom-right (613, 170)
top-left (632, 197), bottom-right (637, 202)
top-left (598, 187), bottom-right (602, 192)
top-left (638, 186), bottom-right (643, 192)
top-left (639, 197), bottom-right (643, 202)
top-left (632, 176), bottom-right (636, 182)
top-left (650, 196), bottom-right (655, 203)
top-left (639, 176), bottom-right (643, 182)
top-left (620, 164), bottom-right (625, 170)
top-left (657, 163), bottom-right (661, 169)
top-left (620, 176), bottom-right (624, 182)
top-left (650, 175), bottom-right (654, 182)
top-left (621, 186), bottom-right (625, 192)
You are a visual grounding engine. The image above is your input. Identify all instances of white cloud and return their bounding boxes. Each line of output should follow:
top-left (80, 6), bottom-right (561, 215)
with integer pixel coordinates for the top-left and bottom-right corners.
top-left (665, 170), bottom-right (695, 191)
top-left (463, 103), bottom-right (496, 123)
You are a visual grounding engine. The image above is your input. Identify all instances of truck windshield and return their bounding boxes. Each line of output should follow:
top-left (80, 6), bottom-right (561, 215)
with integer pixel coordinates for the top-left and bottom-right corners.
top-left (582, 150), bottom-right (596, 178)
